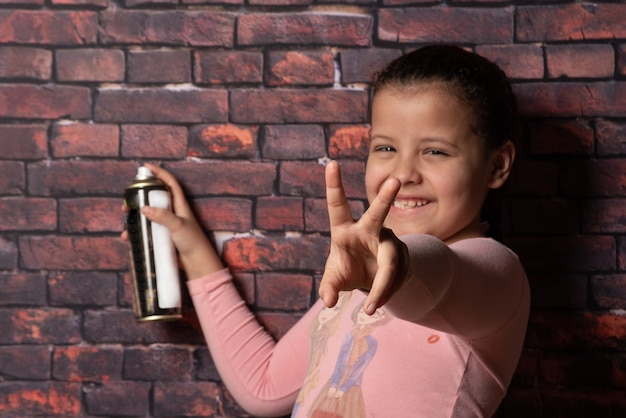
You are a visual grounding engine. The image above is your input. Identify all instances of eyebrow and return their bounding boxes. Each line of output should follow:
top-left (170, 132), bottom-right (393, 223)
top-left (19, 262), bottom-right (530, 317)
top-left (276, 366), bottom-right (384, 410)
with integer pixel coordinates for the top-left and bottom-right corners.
top-left (370, 134), bottom-right (461, 150)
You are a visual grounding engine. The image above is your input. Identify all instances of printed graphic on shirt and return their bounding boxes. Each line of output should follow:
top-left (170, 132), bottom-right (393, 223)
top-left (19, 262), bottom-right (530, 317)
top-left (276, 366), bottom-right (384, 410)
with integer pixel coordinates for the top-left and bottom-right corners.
top-left (292, 292), bottom-right (353, 416)
top-left (307, 300), bottom-right (393, 418)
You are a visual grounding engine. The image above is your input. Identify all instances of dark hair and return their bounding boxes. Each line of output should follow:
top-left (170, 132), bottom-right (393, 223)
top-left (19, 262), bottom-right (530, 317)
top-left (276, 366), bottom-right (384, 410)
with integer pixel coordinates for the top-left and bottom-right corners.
top-left (372, 45), bottom-right (518, 152)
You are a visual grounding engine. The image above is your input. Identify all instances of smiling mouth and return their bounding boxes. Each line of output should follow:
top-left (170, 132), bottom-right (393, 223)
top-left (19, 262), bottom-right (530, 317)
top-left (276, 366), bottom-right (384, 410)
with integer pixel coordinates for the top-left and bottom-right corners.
top-left (393, 199), bottom-right (429, 209)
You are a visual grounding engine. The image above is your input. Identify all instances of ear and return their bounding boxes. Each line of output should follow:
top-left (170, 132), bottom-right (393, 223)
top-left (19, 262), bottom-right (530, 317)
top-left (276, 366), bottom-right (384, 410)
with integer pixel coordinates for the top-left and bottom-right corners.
top-left (487, 140), bottom-right (515, 189)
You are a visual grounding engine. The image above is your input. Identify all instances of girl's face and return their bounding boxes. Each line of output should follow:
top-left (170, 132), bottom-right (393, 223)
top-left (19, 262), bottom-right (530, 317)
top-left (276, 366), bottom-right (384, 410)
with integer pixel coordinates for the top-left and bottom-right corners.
top-left (366, 85), bottom-right (505, 243)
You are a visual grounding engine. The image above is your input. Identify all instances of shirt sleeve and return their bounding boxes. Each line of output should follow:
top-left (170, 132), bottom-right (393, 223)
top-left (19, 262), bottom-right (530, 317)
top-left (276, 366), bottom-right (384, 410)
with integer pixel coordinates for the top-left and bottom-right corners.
top-left (186, 269), bottom-right (322, 417)
top-left (386, 235), bottom-right (529, 340)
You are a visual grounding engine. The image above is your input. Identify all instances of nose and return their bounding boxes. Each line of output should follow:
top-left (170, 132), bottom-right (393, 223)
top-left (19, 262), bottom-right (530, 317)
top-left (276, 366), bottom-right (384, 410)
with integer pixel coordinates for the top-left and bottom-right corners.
top-left (392, 156), bottom-right (422, 185)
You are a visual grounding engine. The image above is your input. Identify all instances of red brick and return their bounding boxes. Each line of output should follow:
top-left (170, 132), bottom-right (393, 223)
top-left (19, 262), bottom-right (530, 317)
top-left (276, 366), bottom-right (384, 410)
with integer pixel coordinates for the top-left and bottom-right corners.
top-left (256, 196), bottom-right (304, 230)
top-left (0, 346), bottom-right (50, 379)
top-left (508, 198), bottom-right (579, 235)
top-left (153, 381), bottom-right (223, 417)
top-left (51, 0), bottom-right (107, 5)
top-left (262, 124), bottom-right (325, 159)
top-left (0, 46), bottom-right (52, 80)
top-left (126, 0), bottom-right (177, 6)
top-left (128, 49), bottom-right (190, 84)
top-left (19, 236), bottom-right (128, 270)
top-left (582, 199), bottom-right (626, 233)
top-left (506, 236), bottom-right (615, 273)
top-left (256, 273), bottom-right (313, 310)
top-left (0, 273), bottom-right (46, 306)
top-left (194, 50), bottom-right (262, 84)
top-left (620, 238), bottom-right (626, 271)
top-left (222, 235), bottom-right (329, 272)
top-left (528, 119), bottom-right (594, 155)
top-left (0, 382), bottom-right (82, 417)
top-left (590, 274), bottom-right (626, 309)
top-left (514, 82), bottom-right (626, 117)
top-left (27, 160), bottom-right (137, 196)
top-left (561, 159), bottom-right (626, 197)
top-left (188, 124), bottom-right (257, 158)
top-left (0, 161), bottom-right (24, 196)
top-left (619, 45), bottom-right (626, 76)
top-left (476, 44), bottom-right (544, 80)
top-left (332, 160), bottom-right (366, 199)
top-left (266, 50), bottom-right (334, 86)
top-left (539, 352), bottom-right (612, 386)
top-left (0, 237), bottom-right (17, 269)
top-left (95, 88), bottom-right (228, 123)
top-left (280, 161), bottom-right (326, 197)
top-left (0, 124), bottom-right (48, 159)
top-left (612, 355), bottom-right (626, 388)
top-left (527, 311), bottom-right (626, 350)
top-left (528, 273), bottom-right (586, 310)
top-left (59, 198), bottom-right (123, 233)
top-left (238, 13), bottom-right (372, 46)
top-left (0, 197), bottom-right (57, 231)
top-left (183, 0), bottom-right (241, 4)
top-left (340, 48), bottom-right (402, 84)
top-left (596, 119), bottom-right (626, 155)
top-left (517, 4), bottom-right (626, 42)
top-left (379, 7), bottom-right (513, 44)
top-left (0, 84), bottom-right (91, 119)
top-left (194, 347), bottom-right (220, 381)
top-left (53, 346), bottom-right (123, 381)
top-left (51, 122), bottom-right (119, 157)
top-left (328, 124), bottom-right (370, 159)
top-left (121, 124), bottom-right (187, 158)
top-left (56, 48), bottom-right (124, 82)
top-left (257, 312), bottom-right (301, 340)
top-left (100, 11), bottom-right (235, 47)
top-left (192, 197), bottom-right (253, 232)
top-left (504, 160), bottom-right (559, 197)
top-left (232, 272), bottom-right (256, 305)
top-left (84, 381), bottom-right (149, 417)
top-left (231, 88), bottom-right (368, 123)
top-left (123, 346), bottom-right (194, 380)
top-left (0, 0), bottom-right (43, 4)
top-left (250, 0), bottom-right (311, 5)
top-left (304, 197), bottom-right (365, 232)
top-left (547, 44), bottom-right (614, 79)
top-left (83, 309), bottom-right (204, 344)
top-left (165, 161), bottom-right (276, 196)
top-left (0, 308), bottom-right (80, 344)
top-left (0, 11), bottom-right (98, 44)
top-left (49, 272), bottom-right (117, 306)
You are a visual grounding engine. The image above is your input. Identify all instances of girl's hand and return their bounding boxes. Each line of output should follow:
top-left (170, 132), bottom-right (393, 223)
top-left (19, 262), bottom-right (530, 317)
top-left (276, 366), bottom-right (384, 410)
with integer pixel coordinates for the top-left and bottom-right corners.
top-left (318, 161), bottom-right (409, 315)
top-left (122, 163), bottom-right (224, 280)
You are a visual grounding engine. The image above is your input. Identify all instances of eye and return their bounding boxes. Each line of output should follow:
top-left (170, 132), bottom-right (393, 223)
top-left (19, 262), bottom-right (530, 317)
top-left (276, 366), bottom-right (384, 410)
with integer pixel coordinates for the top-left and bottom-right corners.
top-left (425, 149), bottom-right (448, 156)
top-left (375, 146), bottom-right (395, 152)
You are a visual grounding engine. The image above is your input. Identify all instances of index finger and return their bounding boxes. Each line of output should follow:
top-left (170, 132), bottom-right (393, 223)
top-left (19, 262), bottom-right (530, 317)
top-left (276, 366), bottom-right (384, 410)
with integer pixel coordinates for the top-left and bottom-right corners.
top-left (325, 160), bottom-right (353, 227)
top-left (359, 177), bottom-right (401, 232)
top-left (143, 163), bottom-right (191, 215)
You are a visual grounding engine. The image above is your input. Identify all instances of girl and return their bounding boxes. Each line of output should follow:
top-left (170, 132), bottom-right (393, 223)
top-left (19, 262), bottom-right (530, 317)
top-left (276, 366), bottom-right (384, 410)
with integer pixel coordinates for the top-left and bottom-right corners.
top-left (128, 45), bottom-right (530, 417)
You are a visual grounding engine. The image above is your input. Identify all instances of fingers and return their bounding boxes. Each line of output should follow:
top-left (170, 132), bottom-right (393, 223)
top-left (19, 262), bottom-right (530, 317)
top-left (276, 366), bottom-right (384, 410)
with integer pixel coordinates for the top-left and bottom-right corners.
top-left (143, 162), bottom-right (193, 217)
top-left (141, 206), bottom-right (184, 233)
top-left (361, 177), bottom-right (401, 232)
top-left (364, 234), bottom-right (397, 314)
top-left (325, 161), bottom-right (353, 227)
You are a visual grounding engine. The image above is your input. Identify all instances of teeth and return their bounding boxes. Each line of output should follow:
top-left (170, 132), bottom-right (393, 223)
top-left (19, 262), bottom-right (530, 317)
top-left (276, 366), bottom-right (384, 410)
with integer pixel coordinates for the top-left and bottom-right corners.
top-left (393, 200), bottom-right (428, 209)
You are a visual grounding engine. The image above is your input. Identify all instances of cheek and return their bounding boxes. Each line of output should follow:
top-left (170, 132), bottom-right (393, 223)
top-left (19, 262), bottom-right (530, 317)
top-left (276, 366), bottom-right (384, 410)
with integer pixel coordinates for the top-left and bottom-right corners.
top-left (364, 164), bottom-right (384, 201)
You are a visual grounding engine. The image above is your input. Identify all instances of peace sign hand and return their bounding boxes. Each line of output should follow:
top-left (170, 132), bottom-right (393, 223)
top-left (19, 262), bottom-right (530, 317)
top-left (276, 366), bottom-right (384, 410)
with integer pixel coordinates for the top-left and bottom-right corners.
top-left (318, 161), bottom-right (409, 315)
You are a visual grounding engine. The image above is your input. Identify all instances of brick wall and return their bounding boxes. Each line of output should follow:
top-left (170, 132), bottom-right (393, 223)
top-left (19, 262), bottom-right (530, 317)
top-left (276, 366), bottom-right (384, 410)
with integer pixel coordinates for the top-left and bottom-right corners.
top-left (0, 0), bottom-right (624, 417)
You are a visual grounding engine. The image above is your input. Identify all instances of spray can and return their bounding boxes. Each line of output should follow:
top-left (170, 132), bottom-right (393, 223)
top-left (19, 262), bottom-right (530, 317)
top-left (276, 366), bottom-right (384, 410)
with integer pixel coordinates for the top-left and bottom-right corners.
top-left (125, 166), bottom-right (182, 322)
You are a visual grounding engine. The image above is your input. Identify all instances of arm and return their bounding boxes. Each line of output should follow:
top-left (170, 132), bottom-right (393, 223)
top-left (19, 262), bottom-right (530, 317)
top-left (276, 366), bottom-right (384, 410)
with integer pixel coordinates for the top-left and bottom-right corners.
top-left (134, 164), bottom-right (313, 415)
top-left (187, 270), bottom-right (319, 417)
top-left (385, 234), bottom-right (529, 339)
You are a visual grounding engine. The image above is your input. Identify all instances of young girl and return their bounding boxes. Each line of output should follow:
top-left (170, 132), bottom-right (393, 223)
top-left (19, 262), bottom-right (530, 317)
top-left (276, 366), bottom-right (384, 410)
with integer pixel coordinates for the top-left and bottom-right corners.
top-left (129, 45), bottom-right (530, 417)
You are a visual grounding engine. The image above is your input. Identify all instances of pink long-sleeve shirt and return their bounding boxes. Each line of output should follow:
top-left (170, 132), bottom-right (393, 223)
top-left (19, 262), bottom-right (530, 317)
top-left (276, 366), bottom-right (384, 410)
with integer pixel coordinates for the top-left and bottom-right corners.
top-left (187, 235), bottom-right (530, 417)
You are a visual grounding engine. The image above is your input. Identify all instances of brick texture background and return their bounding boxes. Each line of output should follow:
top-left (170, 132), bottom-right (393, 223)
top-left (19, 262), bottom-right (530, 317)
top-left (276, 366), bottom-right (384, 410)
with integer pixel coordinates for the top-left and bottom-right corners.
top-left (0, 1), bottom-right (625, 417)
